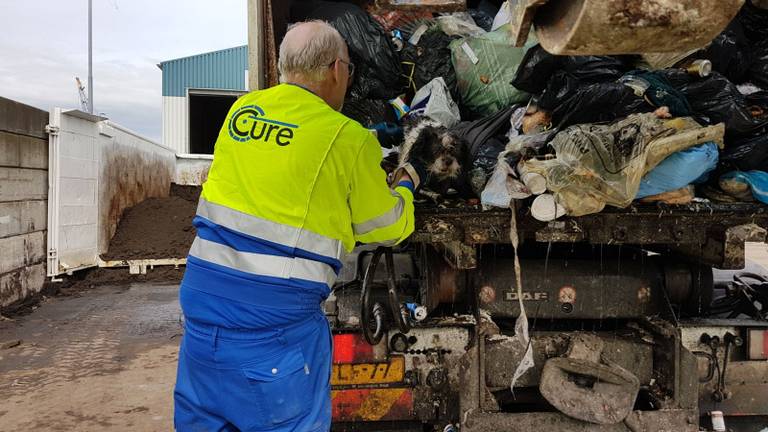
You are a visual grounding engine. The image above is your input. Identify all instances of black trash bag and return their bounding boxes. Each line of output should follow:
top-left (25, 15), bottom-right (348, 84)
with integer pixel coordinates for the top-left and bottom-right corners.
top-left (746, 91), bottom-right (768, 111)
top-left (696, 21), bottom-right (753, 84)
top-left (451, 106), bottom-right (517, 194)
top-left (661, 71), bottom-right (768, 139)
top-left (561, 55), bottom-right (628, 83)
top-left (512, 44), bottom-right (560, 94)
top-left (749, 43), bottom-right (768, 89)
top-left (401, 28), bottom-right (461, 102)
top-left (548, 80), bottom-right (652, 129)
top-left (468, 8), bottom-right (494, 32)
top-left (512, 44), bottom-right (628, 95)
top-left (738, 0), bottom-right (768, 44)
top-left (301, 1), bottom-right (403, 100)
top-left (720, 134), bottom-right (768, 171)
top-left (341, 99), bottom-right (397, 128)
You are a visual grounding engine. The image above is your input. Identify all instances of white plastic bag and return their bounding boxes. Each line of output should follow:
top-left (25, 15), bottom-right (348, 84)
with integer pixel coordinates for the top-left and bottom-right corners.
top-left (480, 160), bottom-right (530, 209)
top-left (492, 1), bottom-right (512, 31)
top-left (410, 77), bottom-right (461, 128)
top-left (437, 12), bottom-right (486, 37)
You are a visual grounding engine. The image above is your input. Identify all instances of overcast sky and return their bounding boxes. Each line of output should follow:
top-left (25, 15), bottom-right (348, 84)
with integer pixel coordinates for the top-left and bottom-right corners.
top-left (0, 0), bottom-right (247, 142)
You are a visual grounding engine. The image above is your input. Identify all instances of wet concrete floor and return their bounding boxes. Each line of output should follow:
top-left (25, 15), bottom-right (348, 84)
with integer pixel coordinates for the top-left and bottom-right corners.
top-left (0, 283), bottom-right (182, 431)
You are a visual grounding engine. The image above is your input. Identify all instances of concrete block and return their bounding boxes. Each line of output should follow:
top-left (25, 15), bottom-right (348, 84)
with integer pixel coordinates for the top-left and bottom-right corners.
top-left (0, 132), bottom-right (20, 166)
top-left (0, 132), bottom-right (46, 170)
top-left (0, 231), bottom-right (46, 274)
top-left (0, 97), bottom-right (48, 139)
top-left (0, 168), bottom-right (47, 202)
top-left (19, 135), bottom-right (48, 169)
top-left (0, 200), bottom-right (47, 239)
top-left (0, 262), bottom-right (46, 308)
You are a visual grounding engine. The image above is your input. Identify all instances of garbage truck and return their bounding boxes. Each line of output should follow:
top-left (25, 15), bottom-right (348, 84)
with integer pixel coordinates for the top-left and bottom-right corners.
top-left (246, 1), bottom-right (768, 430)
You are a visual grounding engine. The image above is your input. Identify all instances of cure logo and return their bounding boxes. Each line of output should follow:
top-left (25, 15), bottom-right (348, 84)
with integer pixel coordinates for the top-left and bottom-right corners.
top-left (228, 104), bottom-right (298, 146)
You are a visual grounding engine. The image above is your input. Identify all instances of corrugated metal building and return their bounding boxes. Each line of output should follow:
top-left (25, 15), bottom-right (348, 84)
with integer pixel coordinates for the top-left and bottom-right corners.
top-left (159, 45), bottom-right (248, 155)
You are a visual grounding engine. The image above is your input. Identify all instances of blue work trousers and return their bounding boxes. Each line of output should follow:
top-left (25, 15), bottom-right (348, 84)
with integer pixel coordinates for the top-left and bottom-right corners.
top-left (174, 312), bottom-right (332, 431)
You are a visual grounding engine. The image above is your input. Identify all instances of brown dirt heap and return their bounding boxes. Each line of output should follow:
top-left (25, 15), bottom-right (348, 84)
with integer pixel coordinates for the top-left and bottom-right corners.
top-left (101, 184), bottom-right (200, 261)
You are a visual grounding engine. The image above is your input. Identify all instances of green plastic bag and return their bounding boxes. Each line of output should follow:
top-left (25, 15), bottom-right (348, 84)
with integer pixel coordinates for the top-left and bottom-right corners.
top-left (450, 25), bottom-right (536, 117)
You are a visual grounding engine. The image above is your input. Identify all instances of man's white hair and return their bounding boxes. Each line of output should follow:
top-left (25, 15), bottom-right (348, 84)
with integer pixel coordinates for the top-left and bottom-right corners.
top-left (278, 20), bottom-right (346, 83)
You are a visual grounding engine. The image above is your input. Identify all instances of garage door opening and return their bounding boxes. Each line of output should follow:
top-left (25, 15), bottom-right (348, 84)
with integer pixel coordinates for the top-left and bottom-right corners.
top-left (188, 92), bottom-right (240, 154)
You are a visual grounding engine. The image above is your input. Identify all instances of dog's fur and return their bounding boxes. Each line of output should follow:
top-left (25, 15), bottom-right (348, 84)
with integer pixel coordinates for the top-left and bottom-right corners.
top-left (399, 119), bottom-right (471, 196)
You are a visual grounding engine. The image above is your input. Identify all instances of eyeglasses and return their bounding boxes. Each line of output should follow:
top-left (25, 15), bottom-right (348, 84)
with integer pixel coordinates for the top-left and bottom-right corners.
top-left (329, 58), bottom-right (355, 78)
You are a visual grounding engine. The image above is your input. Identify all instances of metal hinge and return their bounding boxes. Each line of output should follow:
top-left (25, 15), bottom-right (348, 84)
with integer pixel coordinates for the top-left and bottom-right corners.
top-left (45, 124), bottom-right (60, 135)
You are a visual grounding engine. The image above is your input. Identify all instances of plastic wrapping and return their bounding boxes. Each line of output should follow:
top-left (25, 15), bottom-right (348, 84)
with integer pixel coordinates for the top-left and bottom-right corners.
top-left (410, 77), bottom-right (461, 128)
top-left (636, 142), bottom-right (719, 199)
top-left (480, 161), bottom-right (530, 209)
top-left (306, 2), bottom-right (403, 101)
top-left (491, 1), bottom-right (511, 32)
top-left (720, 170), bottom-right (768, 204)
top-left (520, 114), bottom-right (725, 216)
top-left (436, 12), bottom-right (486, 37)
top-left (451, 26), bottom-right (535, 117)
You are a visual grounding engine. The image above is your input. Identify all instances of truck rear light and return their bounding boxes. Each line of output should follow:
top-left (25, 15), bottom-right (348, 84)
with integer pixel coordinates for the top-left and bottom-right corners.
top-left (333, 332), bottom-right (387, 363)
top-left (747, 329), bottom-right (768, 360)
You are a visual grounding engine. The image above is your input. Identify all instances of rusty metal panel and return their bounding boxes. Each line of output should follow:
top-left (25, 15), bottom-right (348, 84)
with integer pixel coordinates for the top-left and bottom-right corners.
top-left (484, 333), bottom-right (654, 389)
top-left (376, 0), bottom-right (466, 11)
top-left (413, 204), bottom-right (768, 247)
top-left (534, 0), bottom-right (744, 55)
top-left (462, 410), bottom-right (698, 432)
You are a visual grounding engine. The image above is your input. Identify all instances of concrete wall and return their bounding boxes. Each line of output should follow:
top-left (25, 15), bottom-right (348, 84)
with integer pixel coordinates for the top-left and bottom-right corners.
top-left (97, 121), bottom-right (176, 254)
top-left (0, 97), bottom-right (48, 307)
top-left (175, 154), bottom-right (212, 186)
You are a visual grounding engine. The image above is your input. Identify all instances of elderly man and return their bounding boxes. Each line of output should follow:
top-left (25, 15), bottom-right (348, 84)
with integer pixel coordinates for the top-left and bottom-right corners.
top-left (173, 20), bottom-right (421, 432)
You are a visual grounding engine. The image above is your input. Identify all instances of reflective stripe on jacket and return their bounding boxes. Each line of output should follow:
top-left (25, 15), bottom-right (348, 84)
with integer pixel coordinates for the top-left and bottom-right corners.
top-left (184, 84), bottom-right (415, 307)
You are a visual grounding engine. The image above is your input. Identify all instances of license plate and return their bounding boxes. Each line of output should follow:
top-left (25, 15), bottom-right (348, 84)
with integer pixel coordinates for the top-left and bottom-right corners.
top-left (332, 356), bottom-right (405, 387)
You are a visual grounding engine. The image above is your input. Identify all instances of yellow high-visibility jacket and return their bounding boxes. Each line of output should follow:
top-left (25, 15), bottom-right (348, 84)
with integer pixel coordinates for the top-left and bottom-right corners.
top-left (182, 83), bottom-right (414, 315)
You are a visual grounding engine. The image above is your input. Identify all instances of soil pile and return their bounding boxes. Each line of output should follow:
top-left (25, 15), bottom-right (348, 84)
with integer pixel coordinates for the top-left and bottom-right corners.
top-left (101, 184), bottom-right (200, 260)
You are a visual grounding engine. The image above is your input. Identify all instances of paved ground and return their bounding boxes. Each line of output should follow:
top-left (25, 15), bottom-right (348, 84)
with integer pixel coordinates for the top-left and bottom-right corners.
top-left (1, 245), bottom-right (767, 432)
top-left (0, 283), bottom-right (182, 431)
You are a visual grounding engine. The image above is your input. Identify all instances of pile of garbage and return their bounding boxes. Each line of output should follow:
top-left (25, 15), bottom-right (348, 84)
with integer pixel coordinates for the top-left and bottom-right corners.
top-left (301, 0), bottom-right (768, 221)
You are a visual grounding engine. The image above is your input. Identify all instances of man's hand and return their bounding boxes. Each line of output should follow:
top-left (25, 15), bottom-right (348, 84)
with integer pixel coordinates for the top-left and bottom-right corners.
top-left (370, 123), bottom-right (404, 149)
top-left (391, 161), bottom-right (426, 192)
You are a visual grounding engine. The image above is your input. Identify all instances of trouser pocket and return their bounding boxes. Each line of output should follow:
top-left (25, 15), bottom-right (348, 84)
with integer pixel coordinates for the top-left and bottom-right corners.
top-left (241, 344), bottom-right (313, 426)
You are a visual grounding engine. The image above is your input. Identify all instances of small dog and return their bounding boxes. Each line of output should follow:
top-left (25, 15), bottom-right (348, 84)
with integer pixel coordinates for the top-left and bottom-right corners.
top-left (399, 119), bottom-right (471, 196)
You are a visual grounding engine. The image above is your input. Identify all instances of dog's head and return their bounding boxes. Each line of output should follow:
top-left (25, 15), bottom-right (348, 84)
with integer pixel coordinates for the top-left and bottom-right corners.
top-left (401, 120), bottom-right (468, 183)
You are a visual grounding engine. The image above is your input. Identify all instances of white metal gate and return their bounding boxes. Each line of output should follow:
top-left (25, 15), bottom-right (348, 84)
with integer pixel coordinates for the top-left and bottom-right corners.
top-left (46, 109), bottom-right (104, 276)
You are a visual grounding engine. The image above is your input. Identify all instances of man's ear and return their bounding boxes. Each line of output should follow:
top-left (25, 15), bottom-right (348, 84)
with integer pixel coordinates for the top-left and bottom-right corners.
top-left (330, 59), bottom-right (343, 86)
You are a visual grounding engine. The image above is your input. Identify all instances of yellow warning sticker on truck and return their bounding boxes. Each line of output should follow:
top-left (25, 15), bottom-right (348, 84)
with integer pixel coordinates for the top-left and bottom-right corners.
top-left (332, 356), bottom-right (405, 387)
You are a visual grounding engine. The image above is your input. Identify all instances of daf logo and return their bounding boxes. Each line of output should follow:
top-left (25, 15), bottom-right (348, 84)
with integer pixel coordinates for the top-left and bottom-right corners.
top-left (505, 291), bottom-right (550, 301)
top-left (228, 104), bottom-right (298, 146)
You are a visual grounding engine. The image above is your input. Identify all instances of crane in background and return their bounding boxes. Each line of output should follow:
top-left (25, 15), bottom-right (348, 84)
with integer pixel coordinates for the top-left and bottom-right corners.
top-left (75, 77), bottom-right (89, 112)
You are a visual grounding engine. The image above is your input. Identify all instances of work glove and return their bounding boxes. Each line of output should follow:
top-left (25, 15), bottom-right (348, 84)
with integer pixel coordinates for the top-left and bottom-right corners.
top-left (391, 160), bottom-right (427, 193)
top-left (370, 122), bottom-right (404, 149)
